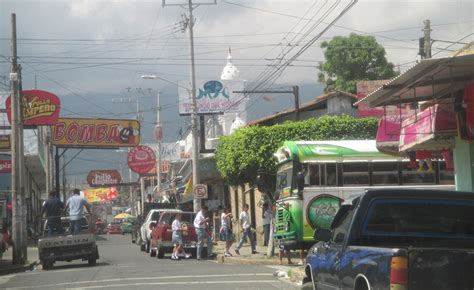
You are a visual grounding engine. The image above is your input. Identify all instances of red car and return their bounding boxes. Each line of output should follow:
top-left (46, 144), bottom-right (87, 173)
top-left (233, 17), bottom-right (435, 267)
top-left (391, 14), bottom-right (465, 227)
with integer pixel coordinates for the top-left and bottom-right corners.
top-left (150, 210), bottom-right (202, 259)
top-left (107, 221), bottom-right (123, 235)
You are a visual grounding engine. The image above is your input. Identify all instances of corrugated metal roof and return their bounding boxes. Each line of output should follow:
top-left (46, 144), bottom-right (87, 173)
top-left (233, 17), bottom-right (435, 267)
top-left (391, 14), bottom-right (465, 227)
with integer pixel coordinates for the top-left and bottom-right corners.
top-left (356, 53), bottom-right (474, 107)
top-left (247, 91), bottom-right (356, 126)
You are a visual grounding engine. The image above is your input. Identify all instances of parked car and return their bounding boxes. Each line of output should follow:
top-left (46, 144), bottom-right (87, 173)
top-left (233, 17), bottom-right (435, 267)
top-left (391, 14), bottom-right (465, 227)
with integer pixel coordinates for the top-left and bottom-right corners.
top-left (140, 208), bottom-right (180, 253)
top-left (150, 210), bottom-right (202, 258)
top-left (302, 188), bottom-right (474, 290)
top-left (107, 221), bottom-right (123, 235)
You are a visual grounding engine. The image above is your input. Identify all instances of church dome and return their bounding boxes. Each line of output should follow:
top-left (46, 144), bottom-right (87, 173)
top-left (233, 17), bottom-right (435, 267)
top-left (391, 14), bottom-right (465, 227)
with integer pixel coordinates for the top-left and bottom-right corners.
top-left (220, 48), bottom-right (240, 81)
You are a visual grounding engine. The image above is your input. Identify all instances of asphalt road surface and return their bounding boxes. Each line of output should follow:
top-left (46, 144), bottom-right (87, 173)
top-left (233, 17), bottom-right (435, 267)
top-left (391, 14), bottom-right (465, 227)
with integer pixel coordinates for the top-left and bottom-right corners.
top-left (0, 235), bottom-right (297, 290)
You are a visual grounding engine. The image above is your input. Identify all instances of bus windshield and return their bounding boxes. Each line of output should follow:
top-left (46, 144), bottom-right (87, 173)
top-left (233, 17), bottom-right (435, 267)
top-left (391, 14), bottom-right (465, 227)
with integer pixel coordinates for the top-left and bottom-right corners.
top-left (275, 162), bottom-right (293, 199)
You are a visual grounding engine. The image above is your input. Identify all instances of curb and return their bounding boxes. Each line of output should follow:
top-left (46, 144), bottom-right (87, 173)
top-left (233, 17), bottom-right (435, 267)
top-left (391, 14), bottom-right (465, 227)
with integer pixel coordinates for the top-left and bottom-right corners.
top-left (216, 254), bottom-right (281, 265)
top-left (0, 260), bottom-right (40, 276)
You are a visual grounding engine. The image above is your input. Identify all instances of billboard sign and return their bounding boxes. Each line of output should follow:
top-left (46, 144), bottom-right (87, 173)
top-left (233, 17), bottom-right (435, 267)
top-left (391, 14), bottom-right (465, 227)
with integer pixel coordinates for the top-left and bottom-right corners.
top-left (52, 118), bottom-right (140, 148)
top-left (0, 160), bottom-right (12, 173)
top-left (178, 80), bottom-right (245, 114)
top-left (0, 135), bottom-right (10, 152)
top-left (83, 187), bottom-right (118, 203)
top-left (87, 170), bottom-right (122, 187)
top-left (6, 90), bottom-right (61, 126)
top-left (128, 145), bottom-right (156, 174)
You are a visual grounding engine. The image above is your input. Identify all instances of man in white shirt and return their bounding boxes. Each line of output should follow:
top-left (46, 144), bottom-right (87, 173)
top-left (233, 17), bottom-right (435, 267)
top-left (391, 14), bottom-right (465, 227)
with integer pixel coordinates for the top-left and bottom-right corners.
top-left (193, 205), bottom-right (214, 260)
top-left (65, 189), bottom-right (91, 234)
top-left (235, 204), bottom-right (256, 255)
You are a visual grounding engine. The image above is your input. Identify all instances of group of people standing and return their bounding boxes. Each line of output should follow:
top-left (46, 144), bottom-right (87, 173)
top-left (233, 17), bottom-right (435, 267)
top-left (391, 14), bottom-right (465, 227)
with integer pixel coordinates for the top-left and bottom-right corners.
top-left (41, 189), bottom-right (91, 236)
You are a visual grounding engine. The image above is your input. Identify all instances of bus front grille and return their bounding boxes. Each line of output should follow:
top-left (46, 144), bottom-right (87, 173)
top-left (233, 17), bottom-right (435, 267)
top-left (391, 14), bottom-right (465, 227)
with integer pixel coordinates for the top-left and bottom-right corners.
top-left (277, 208), bottom-right (284, 222)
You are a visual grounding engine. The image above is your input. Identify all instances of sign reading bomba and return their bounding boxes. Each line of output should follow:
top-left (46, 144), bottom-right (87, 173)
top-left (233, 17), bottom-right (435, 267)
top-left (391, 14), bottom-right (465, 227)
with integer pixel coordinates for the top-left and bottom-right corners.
top-left (87, 170), bottom-right (122, 187)
top-left (128, 145), bottom-right (156, 174)
top-left (178, 80), bottom-right (245, 115)
top-left (52, 118), bottom-right (140, 148)
top-left (6, 89), bottom-right (61, 126)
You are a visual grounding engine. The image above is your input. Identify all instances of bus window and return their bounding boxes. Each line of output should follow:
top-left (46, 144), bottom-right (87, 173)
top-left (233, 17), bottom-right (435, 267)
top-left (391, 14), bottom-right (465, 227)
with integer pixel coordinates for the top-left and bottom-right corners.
top-left (275, 162), bottom-right (293, 199)
top-left (308, 164), bottom-right (321, 186)
top-left (326, 163), bottom-right (338, 186)
top-left (342, 162), bottom-right (369, 186)
top-left (438, 161), bottom-right (455, 185)
top-left (372, 161), bottom-right (399, 185)
top-left (401, 161), bottom-right (435, 184)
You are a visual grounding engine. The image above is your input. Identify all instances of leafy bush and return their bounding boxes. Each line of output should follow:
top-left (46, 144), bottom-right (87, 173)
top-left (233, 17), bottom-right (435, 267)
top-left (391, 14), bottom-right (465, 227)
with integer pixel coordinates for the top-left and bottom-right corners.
top-left (215, 115), bottom-right (378, 185)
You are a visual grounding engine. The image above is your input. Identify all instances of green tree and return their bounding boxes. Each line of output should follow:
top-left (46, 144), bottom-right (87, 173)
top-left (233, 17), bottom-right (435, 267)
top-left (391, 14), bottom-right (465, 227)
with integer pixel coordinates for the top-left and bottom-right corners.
top-left (318, 33), bottom-right (398, 93)
top-left (215, 115), bottom-right (378, 186)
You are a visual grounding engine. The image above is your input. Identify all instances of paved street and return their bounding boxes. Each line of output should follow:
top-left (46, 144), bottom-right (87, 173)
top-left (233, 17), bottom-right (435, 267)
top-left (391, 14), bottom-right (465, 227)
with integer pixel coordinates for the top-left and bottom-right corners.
top-left (0, 235), bottom-right (297, 290)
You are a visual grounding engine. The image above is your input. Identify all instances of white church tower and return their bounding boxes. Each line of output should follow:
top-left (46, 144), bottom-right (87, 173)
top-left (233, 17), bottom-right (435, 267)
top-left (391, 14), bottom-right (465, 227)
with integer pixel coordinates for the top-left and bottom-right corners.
top-left (220, 48), bottom-right (248, 135)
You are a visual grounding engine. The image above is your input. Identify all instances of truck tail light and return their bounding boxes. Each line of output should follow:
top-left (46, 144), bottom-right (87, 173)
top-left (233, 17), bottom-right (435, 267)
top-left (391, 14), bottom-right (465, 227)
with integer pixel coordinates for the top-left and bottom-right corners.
top-left (390, 256), bottom-right (408, 290)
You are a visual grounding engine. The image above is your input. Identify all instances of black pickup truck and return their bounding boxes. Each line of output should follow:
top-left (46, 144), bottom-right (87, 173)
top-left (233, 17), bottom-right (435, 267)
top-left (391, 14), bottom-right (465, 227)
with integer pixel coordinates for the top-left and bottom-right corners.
top-left (302, 188), bottom-right (474, 290)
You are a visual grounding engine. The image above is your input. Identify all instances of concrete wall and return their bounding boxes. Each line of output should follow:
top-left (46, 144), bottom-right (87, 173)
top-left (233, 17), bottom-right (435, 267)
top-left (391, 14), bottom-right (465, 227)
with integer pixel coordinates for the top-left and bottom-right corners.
top-left (327, 95), bottom-right (357, 117)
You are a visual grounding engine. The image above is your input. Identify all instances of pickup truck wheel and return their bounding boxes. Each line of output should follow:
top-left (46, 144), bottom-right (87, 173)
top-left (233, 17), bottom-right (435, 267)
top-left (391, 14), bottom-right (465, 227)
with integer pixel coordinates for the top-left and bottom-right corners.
top-left (354, 278), bottom-right (369, 290)
top-left (301, 282), bottom-right (313, 290)
top-left (88, 258), bottom-right (96, 266)
top-left (150, 248), bottom-right (156, 257)
top-left (157, 245), bottom-right (165, 259)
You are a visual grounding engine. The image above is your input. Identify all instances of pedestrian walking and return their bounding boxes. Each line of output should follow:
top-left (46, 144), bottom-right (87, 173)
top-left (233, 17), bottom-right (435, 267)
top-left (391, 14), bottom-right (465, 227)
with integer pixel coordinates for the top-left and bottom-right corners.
top-left (171, 213), bottom-right (191, 260)
top-left (193, 205), bottom-right (214, 260)
top-left (234, 204), bottom-right (256, 255)
top-left (41, 191), bottom-right (64, 236)
top-left (262, 203), bottom-right (273, 247)
top-left (219, 206), bottom-right (234, 257)
top-left (65, 189), bottom-right (92, 234)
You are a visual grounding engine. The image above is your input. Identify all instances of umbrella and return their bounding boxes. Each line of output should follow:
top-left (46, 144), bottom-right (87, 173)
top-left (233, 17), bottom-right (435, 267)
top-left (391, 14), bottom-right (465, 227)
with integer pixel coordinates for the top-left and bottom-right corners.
top-left (114, 213), bottom-right (132, 219)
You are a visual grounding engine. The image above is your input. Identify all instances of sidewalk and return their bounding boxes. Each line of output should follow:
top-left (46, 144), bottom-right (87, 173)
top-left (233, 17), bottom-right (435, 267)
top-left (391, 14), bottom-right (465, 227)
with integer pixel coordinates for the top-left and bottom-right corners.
top-left (0, 246), bottom-right (39, 276)
top-left (214, 241), bottom-right (305, 285)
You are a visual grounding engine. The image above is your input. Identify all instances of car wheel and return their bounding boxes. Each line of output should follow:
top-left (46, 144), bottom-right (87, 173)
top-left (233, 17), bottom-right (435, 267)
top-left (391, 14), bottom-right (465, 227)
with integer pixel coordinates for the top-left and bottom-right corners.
top-left (145, 240), bottom-right (150, 253)
top-left (157, 245), bottom-right (165, 259)
top-left (88, 258), bottom-right (96, 266)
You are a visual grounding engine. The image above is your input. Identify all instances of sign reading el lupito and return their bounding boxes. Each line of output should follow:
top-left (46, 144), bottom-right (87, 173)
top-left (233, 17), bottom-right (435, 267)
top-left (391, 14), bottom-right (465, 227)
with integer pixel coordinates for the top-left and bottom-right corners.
top-left (6, 90), bottom-right (61, 126)
top-left (52, 118), bottom-right (140, 148)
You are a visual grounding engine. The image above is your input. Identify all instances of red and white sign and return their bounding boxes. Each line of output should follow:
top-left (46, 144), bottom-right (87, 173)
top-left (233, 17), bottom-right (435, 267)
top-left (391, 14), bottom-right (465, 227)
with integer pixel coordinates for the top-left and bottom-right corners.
top-left (0, 160), bottom-right (12, 173)
top-left (6, 90), bottom-right (61, 126)
top-left (87, 170), bottom-right (122, 187)
top-left (128, 145), bottom-right (156, 174)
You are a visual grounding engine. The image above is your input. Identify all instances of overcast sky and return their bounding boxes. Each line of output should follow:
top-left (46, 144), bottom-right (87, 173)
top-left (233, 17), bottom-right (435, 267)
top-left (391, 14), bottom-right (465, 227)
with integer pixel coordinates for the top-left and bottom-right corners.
top-left (0, 0), bottom-right (472, 183)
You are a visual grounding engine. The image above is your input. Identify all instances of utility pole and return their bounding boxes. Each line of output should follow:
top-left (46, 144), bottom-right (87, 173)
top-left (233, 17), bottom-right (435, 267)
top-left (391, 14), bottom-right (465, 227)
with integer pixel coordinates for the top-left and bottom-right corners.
top-left (234, 86), bottom-right (301, 121)
top-left (10, 13), bottom-right (26, 264)
top-left (423, 19), bottom-right (432, 59)
top-left (162, 0), bottom-right (216, 213)
top-left (155, 91), bottom-right (162, 198)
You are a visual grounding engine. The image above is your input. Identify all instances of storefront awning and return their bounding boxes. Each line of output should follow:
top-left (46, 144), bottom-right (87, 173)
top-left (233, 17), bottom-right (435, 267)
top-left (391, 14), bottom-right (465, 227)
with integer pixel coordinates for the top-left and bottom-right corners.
top-left (356, 53), bottom-right (474, 107)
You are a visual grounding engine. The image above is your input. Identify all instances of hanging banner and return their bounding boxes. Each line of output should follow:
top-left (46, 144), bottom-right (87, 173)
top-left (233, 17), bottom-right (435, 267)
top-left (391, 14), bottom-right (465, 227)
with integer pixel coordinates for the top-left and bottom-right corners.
top-left (0, 135), bottom-right (11, 152)
top-left (0, 160), bottom-right (12, 173)
top-left (52, 118), bottom-right (140, 148)
top-left (83, 187), bottom-right (118, 203)
top-left (178, 80), bottom-right (245, 115)
top-left (6, 89), bottom-right (61, 126)
top-left (128, 145), bottom-right (156, 174)
top-left (87, 170), bottom-right (122, 187)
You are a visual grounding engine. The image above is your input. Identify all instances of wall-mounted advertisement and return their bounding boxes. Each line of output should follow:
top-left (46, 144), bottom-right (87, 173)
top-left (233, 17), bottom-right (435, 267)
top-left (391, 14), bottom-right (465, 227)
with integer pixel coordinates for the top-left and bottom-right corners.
top-left (6, 89), bottom-right (61, 126)
top-left (178, 80), bottom-right (245, 115)
top-left (83, 187), bottom-right (118, 203)
top-left (52, 118), bottom-right (140, 148)
top-left (0, 135), bottom-right (10, 152)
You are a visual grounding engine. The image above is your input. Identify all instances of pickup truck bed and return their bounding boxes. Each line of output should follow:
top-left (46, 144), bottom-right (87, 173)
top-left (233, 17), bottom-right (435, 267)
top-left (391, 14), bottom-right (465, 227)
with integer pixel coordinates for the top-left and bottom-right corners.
top-left (303, 188), bottom-right (474, 290)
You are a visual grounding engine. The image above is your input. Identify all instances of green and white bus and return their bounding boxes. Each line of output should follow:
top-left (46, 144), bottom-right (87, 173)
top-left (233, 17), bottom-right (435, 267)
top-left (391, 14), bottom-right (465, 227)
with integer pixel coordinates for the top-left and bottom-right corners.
top-left (272, 140), bottom-right (455, 250)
